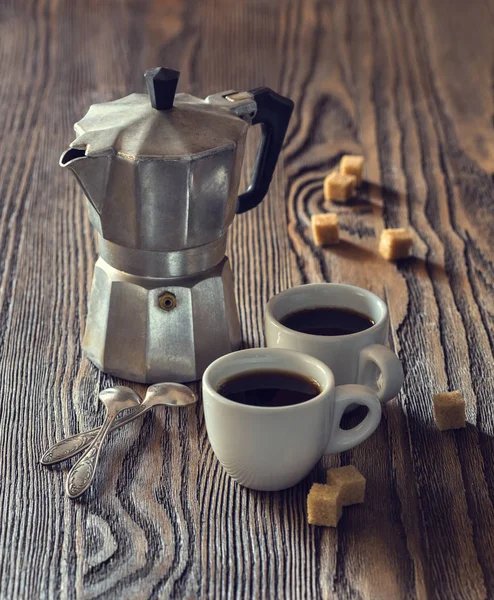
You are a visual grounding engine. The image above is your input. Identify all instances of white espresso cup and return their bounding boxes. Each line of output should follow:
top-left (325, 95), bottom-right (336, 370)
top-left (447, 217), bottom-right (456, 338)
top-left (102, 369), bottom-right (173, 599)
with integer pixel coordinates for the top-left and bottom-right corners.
top-left (202, 348), bottom-right (382, 491)
top-left (265, 283), bottom-right (404, 403)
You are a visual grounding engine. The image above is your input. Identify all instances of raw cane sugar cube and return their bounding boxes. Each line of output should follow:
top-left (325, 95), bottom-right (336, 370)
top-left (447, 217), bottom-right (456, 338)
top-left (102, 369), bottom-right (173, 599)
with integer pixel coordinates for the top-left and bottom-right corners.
top-left (433, 391), bottom-right (466, 431)
top-left (307, 483), bottom-right (342, 527)
top-left (379, 228), bottom-right (413, 260)
top-left (326, 465), bottom-right (366, 506)
top-left (340, 155), bottom-right (365, 185)
top-left (324, 171), bottom-right (357, 203)
top-left (311, 213), bottom-right (339, 246)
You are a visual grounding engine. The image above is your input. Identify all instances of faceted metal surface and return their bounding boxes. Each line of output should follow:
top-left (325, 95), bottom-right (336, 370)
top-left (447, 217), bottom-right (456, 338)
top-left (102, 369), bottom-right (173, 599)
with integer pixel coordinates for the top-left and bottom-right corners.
top-left (60, 93), bottom-right (254, 251)
top-left (98, 235), bottom-right (227, 278)
top-left (64, 149), bottom-right (244, 250)
top-left (60, 87), bottom-right (256, 382)
top-left (82, 257), bottom-right (241, 383)
top-left (69, 92), bottom-right (249, 158)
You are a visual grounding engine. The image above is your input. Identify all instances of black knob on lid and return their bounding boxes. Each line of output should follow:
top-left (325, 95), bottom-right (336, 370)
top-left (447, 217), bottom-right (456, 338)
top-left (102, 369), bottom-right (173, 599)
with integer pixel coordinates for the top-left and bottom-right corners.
top-left (144, 67), bottom-right (180, 110)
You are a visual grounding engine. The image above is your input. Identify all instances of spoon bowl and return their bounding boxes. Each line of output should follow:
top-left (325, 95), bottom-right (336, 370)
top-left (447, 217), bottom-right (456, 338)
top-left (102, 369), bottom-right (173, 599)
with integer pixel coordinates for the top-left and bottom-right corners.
top-left (145, 382), bottom-right (197, 407)
top-left (99, 386), bottom-right (141, 414)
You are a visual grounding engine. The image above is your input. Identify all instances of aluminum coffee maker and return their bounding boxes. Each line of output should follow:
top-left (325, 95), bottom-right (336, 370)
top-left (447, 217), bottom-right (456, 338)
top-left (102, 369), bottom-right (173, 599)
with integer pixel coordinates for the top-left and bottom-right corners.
top-left (60, 67), bottom-right (293, 383)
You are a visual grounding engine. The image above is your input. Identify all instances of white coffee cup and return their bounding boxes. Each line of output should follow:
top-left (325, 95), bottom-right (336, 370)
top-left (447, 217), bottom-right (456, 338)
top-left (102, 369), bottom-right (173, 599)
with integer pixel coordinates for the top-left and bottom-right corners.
top-left (202, 348), bottom-right (382, 491)
top-left (265, 283), bottom-right (404, 403)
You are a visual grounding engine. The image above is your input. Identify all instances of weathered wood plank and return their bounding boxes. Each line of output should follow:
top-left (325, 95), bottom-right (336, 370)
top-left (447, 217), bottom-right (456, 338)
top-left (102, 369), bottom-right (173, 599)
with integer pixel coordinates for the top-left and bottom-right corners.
top-left (0, 0), bottom-right (493, 598)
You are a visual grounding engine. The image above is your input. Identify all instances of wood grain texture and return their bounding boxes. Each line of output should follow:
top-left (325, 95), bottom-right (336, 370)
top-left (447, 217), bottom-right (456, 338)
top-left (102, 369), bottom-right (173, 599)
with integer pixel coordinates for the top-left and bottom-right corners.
top-left (0, 0), bottom-right (493, 598)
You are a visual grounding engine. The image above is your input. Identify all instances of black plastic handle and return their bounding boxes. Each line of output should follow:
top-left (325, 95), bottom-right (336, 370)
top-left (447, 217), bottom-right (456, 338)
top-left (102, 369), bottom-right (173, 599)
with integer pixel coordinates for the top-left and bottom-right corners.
top-left (236, 88), bottom-right (294, 214)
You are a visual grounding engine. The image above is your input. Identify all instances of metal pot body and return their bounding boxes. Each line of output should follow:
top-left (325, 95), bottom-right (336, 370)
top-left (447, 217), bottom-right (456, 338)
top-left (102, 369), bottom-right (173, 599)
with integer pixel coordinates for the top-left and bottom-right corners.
top-left (59, 69), bottom-right (293, 382)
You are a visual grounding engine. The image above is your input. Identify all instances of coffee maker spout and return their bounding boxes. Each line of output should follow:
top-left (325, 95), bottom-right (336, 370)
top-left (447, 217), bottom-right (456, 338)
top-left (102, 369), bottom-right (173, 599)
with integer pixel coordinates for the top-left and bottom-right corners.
top-left (59, 147), bottom-right (110, 216)
top-left (59, 146), bottom-right (87, 178)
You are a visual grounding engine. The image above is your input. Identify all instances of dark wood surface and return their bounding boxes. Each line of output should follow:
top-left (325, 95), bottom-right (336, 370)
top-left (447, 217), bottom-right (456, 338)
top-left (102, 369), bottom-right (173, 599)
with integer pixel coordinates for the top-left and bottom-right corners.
top-left (1, 0), bottom-right (493, 598)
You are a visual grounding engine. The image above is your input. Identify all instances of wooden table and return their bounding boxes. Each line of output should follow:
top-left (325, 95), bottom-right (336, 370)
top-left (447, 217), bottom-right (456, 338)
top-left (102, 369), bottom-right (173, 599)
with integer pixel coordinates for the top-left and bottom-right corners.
top-left (1, 0), bottom-right (493, 598)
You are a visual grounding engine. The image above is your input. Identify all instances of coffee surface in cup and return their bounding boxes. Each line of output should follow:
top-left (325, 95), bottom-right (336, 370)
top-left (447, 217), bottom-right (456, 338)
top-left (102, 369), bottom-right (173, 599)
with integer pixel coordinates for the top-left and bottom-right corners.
top-left (217, 370), bottom-right (321, 407)
top-left (280, 306), bottom-right (374, 336)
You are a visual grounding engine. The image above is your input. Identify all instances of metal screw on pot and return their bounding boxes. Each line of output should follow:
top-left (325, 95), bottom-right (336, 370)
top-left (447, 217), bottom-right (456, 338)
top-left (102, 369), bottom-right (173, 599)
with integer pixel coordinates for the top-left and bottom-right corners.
top-left (158, 291), bottom-right (177, 311)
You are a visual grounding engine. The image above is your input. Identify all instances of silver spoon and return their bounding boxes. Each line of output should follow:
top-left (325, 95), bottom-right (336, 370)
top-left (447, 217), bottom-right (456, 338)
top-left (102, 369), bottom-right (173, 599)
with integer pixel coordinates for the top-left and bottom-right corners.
top-left (41, 383), bottom-right (197, 466)
top-left (66, 387), bottom-right (141, 499)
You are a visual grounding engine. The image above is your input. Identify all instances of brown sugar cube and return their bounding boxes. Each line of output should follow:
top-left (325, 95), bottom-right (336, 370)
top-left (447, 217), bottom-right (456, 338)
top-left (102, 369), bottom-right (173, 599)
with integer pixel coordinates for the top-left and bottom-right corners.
top-left (324, 171), bottom-right (357, 203)
top-left (340, 155), bottom-right (365, 185)
top-left (326, 465), bottom-right (366, 506)
top-left (307, 483), bottom-right (342, 527)
top-left (311, 213), bottom-right (339, 246)
top-left (379, 228), bottom-right (413, 260)
top-left (433, 391), bottom-right (466, 431)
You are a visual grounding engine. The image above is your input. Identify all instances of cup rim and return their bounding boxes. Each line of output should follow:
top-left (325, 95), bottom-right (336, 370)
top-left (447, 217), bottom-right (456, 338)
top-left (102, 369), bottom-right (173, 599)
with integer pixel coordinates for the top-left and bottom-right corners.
top-left (265, 283), bottom-right (388, 341)
top-left (202, 347), bottom-right (335, 413)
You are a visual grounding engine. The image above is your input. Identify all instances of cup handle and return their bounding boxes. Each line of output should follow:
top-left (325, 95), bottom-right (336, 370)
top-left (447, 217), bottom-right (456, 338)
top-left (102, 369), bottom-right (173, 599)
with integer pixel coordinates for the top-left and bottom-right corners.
top-left (357, 344), bottom-right (404, 403)
top-left (325, 384), bottom-right (382, 454)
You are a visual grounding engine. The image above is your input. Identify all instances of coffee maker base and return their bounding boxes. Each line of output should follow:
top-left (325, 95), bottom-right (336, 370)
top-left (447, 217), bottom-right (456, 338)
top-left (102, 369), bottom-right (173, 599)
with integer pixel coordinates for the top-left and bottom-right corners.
top-left (82, 256), bottom-right (242, 383)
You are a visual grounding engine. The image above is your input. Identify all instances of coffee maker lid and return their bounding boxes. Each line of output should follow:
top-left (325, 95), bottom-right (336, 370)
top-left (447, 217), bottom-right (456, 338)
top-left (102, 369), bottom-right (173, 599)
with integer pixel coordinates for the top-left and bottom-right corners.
top-left (69, 68), bottom-right (248, 160)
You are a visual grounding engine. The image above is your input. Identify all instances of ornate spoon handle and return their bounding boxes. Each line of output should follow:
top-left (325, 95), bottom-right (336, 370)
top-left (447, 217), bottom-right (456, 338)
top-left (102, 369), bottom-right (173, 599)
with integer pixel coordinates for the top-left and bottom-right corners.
top-left (65, 416), bottom-right (115, 499)
top-left (41, 430), bottom-right (98, 465)
top-left (41, 405), bottom-right (148, 465)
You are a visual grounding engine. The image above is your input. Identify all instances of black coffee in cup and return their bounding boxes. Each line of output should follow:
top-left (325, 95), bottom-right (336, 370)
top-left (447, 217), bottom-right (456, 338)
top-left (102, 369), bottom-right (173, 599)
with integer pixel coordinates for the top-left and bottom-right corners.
top-left (280, 307), bottom-right (374, 336)
top-left (217, 370), bottom-right (321, 407)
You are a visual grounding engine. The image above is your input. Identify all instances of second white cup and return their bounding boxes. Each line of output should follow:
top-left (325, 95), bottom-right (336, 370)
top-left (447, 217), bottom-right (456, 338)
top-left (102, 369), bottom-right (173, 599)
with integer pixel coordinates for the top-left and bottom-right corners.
top-left (265, 283), bottom-right (404, 403)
